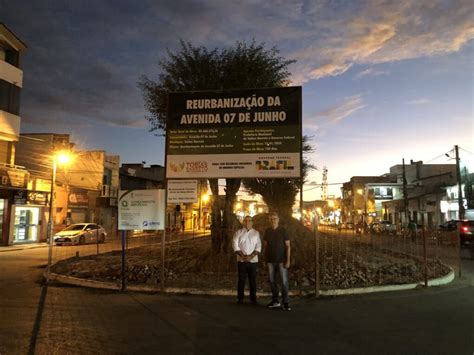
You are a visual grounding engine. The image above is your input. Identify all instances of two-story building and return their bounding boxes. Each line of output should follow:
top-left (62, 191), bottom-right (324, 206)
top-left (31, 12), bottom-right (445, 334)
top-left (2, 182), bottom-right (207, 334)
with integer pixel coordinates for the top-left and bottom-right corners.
top-left (0, 24), bottom-right (30, 245)
top-left (15, 133), bottom-right (120, 240)
top-left (382, 161), bottom-right (456, 228)
top-left (341, 176), bottom-right (393, 224)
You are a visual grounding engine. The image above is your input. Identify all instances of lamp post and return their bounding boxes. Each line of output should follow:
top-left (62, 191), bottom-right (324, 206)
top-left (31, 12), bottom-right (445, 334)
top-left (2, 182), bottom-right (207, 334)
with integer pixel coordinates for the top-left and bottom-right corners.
top-left (200, 194), bottom-right (209, 232)
top-left (357, 188), bottom-right (364, 223)
top-left (47, 151), bottom-right (72, 279)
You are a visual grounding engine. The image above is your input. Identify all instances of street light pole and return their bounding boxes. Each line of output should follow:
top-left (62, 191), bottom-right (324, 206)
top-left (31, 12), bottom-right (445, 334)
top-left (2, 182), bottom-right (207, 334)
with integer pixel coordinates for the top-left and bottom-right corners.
top-left (455, 145), bottom-right (464, 220)
top-left (47, 158), bottom-right (57, 280)
top-left (46, 151), bottom-right (72, 280)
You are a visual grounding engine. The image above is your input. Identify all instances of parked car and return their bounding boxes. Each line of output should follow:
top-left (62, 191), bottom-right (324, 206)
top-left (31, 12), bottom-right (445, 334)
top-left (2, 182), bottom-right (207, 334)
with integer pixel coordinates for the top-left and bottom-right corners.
top-left (439, 219), bottom-right (474, 250)
top-left (338, 222), bottom-right (354, 230)
top-left (54, 223), bottom-right (107, 246)
top-left (438, 220), bottom-right (458, 232)
top-left (439, 220), bottom-right (474, 246)
top-left (459, 220), bottom-right (474, 245)
top-left (370, 220), bottom-right (397, 234)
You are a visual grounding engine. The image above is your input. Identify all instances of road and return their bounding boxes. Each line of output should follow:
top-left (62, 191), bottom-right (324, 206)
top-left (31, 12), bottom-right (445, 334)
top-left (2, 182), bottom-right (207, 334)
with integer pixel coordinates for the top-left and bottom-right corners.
top-left (1, 244), bottom-right (473, 354)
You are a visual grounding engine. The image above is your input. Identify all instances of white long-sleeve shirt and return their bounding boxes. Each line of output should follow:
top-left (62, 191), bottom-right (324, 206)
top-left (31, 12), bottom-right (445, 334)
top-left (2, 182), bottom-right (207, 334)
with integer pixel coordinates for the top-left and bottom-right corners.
top-left (232, 228), bottom-right (262, 263)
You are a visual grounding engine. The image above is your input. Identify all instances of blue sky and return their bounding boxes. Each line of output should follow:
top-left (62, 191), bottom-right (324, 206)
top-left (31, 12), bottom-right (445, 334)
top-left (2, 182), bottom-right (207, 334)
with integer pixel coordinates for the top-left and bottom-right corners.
top-left (2, 0), bottom-right (473, 199)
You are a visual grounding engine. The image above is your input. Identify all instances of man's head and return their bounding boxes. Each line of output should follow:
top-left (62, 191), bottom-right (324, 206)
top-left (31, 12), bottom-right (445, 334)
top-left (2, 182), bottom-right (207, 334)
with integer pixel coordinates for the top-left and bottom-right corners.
top-left (243, 216), bottom-right (253, 230)
top-left (268, 212), bottom-right (279, 229)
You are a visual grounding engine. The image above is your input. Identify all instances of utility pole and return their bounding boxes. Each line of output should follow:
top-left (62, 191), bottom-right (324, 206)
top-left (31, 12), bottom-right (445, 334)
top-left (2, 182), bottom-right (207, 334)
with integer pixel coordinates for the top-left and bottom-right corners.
top-left (402, 158), bottom-right (409, 224)
top-left (455, 145), bottom-right (464, 220)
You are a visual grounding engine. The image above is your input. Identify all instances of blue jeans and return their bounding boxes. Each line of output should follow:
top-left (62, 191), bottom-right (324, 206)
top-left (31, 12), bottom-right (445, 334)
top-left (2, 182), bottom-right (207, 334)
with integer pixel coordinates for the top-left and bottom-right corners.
top-left (267, 263), bottom-right (289, 304)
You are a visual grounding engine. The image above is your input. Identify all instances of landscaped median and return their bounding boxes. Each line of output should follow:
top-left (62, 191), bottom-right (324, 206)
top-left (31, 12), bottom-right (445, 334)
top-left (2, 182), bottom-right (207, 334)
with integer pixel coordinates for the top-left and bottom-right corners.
top-left (47, 232), bottom-right (455, 297)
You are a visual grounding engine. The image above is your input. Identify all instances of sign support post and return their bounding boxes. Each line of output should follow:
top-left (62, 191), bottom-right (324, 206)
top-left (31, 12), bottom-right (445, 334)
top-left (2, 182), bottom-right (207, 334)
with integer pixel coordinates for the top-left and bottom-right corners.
top-left (121, 230), bottom-right (126, 291)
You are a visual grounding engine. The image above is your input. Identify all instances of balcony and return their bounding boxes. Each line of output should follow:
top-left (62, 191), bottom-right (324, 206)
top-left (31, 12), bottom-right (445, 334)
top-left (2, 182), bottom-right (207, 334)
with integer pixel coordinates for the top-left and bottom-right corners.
top-left (0, 109), bottom-right (20, 141)
top-left (101, 184), bottom-right (118, 198)
top-left (0, 163), bottom-right (29, 189)
top-left (0, 60), bottom-right (23, 87)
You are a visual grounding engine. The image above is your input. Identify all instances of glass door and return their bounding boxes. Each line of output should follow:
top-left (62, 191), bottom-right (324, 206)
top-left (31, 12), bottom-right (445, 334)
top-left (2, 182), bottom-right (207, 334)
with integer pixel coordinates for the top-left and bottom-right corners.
top-left (13, 207), bottom-right (40, 242)
top-left (0, 199), bottom-right (4, 242)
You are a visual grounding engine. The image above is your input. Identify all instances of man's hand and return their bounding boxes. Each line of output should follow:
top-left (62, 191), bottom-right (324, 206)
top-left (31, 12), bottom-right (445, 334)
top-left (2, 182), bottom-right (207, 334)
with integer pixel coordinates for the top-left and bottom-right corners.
top-left (284, 261), bottom-right (290, 269)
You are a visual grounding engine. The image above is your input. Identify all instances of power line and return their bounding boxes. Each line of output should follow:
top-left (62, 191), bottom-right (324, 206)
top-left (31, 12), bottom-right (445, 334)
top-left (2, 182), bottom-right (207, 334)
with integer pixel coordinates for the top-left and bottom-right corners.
top-left (425, 149), bottom-right (453, 163)
top-left (459, 146), bottom-right (474, 155)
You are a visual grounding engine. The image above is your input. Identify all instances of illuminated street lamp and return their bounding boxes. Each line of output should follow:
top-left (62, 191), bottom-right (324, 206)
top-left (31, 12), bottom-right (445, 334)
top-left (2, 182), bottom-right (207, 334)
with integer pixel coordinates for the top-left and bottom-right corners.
top-left (199, 194), bottom-right (209, 229)
top-left (356, 187), bottom-right (368, 223)
top-left (47, 150), bottom-right (73, 278)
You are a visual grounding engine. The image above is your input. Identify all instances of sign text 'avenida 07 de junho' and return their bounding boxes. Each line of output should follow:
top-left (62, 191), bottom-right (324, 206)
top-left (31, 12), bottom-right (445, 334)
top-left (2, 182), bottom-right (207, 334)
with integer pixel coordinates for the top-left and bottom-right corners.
top-left (166, 87), bottom-right (302, 179)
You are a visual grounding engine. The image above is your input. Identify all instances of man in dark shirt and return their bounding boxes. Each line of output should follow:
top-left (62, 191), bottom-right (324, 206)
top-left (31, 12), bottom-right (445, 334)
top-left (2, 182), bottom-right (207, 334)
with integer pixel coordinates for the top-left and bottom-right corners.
top-left (263, 212), bottom-right (291, 311)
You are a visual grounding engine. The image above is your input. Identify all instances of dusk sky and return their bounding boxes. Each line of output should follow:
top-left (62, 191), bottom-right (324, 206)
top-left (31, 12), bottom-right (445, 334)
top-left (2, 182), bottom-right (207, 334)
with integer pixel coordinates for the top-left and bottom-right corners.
top-left (2, 0), bottom-right (473, 199)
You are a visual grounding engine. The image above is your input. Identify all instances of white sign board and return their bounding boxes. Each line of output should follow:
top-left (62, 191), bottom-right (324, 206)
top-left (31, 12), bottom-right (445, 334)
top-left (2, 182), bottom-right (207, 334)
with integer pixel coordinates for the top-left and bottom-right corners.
top-left (118, 189), bottom-right (165, 230)
top-left (167, 179), bottom-right (198, 204)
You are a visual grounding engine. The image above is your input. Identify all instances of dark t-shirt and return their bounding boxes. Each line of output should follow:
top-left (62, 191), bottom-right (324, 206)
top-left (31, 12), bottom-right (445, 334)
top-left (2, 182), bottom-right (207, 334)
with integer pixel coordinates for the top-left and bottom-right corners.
top-left (264, 226), bottom-right (289, 263)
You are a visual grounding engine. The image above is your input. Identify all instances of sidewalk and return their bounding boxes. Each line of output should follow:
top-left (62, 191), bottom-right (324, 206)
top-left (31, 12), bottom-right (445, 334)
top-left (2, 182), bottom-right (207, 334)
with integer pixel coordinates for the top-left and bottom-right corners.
top-left (0, 242), bottom-right (48, 253)
top-left (0, 229), bottom-right (210, 255)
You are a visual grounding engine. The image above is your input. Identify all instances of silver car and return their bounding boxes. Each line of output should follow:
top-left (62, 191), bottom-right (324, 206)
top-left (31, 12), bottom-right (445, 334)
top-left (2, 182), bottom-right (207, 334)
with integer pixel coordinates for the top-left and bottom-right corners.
top-left (54, 223), bottom-right (107, 245)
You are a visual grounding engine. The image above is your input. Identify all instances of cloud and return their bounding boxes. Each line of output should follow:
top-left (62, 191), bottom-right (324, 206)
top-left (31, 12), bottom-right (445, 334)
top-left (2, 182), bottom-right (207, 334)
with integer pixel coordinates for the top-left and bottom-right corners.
top-left (354, 68), bottom-right (389, 79)
top-left (314, 95), bottom-right (366, 124)
top-left (406, 98), bottom-right (431, 105)
top-left (2, 0), bottom-right (473, 132)
top-left (288, 0), bottom-right (474, 82)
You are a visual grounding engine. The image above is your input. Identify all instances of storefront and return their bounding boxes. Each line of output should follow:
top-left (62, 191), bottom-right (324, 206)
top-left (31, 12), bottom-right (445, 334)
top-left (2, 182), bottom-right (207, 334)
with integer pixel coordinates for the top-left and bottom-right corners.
top-left (9, 190), bottom-right (49, 244)
top-left (12, 205), bottom-right (40, 243)
top-left (0, 167), bottom-right (30, 245)
top-left (0, 198), bottom-right (6, 244)
top-left (68, 189), bottom-right (91, 224)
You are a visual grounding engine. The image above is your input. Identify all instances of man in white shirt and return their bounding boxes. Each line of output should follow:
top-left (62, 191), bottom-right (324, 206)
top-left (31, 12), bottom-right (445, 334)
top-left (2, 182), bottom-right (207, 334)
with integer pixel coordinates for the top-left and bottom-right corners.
top-left (232, 215), bottom-right (262, 304)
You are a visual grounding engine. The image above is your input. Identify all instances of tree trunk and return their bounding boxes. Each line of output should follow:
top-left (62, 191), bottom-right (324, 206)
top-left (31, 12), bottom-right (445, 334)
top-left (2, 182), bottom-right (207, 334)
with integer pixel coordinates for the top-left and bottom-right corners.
top-left (208, 178), bottom-right (242, 254)
top-left (209, 179), bottom-right (222, 253)
top-left (222, 179), bottom-right (241, 253)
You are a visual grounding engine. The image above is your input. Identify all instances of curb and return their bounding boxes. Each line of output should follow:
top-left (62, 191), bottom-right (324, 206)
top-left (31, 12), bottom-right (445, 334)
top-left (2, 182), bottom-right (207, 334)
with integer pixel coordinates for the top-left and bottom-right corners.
top-left (319, 267), bottom-right (455, 296)
top-left (0, 244), bottom-right (48, 253)
top-left (46, 267), bottom-right (455, 297)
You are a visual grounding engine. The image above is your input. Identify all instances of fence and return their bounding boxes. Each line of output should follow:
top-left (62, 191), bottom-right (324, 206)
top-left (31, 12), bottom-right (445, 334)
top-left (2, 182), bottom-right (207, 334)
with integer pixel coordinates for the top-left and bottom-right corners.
top-left (47, 219), bottom-right (464, 296)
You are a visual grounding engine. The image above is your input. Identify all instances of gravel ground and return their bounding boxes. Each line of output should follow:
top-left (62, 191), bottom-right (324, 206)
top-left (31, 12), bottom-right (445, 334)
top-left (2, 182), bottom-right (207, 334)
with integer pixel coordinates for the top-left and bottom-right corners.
top-left (51, 235), bottom-right (452, 292)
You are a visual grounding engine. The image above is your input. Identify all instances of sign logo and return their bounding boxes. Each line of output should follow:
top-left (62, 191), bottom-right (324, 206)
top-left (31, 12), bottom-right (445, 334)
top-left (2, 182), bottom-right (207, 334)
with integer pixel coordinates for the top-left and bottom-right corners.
top-left (186, 161), bottom-right (208, 172)
top-left (170, 162), bottom-right (185, 173)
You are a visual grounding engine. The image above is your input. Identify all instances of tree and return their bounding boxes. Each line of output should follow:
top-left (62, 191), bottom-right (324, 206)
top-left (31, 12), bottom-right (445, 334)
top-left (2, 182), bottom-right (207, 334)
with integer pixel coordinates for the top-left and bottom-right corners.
top-left (242, 136), bottom-right (315, 219)
top-left (139, 40), bottom-right (295, 253)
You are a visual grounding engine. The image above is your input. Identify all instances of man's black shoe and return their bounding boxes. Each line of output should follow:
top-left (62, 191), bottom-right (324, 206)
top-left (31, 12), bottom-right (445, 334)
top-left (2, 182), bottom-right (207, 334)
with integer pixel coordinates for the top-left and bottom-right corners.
top-left (282, 303), bottom-right (291, 311)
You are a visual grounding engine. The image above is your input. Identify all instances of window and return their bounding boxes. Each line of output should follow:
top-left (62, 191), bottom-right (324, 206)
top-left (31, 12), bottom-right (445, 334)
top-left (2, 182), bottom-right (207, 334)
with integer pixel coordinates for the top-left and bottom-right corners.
top-left (0, 45), bottom-right (19, 67)
top-left (5, 49), bottom-right (19, 67)
top-left (386, 187), bottom-right (393, 196)
top-left (0, 79), bottom-right (20, 115)
top-left (103, 168), bottom-right (112, 185)
top-left (375, 188), bottom-right (380, 195)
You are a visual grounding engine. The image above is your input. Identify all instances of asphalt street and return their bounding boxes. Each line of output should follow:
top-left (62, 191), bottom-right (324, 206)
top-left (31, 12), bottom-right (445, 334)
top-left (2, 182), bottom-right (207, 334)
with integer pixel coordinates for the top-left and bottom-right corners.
top-left (1, 246), bottom-right (473, 354)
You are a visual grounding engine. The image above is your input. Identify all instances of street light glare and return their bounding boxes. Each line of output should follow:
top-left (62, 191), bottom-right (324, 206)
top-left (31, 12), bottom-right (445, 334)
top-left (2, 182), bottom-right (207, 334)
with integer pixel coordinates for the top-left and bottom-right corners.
top-left (56, 151), bottom-right (72, 165)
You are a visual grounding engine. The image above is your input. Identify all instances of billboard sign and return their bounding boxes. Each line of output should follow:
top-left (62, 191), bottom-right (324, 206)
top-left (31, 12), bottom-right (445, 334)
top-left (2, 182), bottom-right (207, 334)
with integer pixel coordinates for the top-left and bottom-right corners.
top-left (118, 189), bottom-right (165, 230)
top-left (166, 87), bottom-right (302, 178)
top-left (167, 179), bottom-right (198, 203)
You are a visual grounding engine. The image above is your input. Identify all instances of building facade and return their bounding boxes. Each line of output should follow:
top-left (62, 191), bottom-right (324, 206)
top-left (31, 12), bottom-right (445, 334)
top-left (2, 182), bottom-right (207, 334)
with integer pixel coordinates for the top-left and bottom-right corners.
top-left (0, 24), bottom-right (30, 245)
top-left (15, 134), bottom-right (120, 242)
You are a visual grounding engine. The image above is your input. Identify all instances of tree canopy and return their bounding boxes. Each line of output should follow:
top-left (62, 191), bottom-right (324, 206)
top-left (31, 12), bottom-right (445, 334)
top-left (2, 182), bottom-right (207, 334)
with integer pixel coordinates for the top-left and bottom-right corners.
top-left (243, 135), bottom-right (316, 219)
top-left (139, 40), bottom-right (299, 252)
top-left (139, 40), bottom-right (295, 134)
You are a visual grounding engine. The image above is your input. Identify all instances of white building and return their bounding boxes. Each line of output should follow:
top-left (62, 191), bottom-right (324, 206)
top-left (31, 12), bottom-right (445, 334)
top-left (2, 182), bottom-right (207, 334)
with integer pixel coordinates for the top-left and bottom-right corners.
top-left (0, 23), bottom-right (29, 245)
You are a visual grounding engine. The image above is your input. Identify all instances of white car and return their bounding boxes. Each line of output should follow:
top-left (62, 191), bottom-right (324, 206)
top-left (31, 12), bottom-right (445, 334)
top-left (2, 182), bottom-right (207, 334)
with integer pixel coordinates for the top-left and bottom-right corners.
top-left (54, 223), bottom-right (107, 245)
